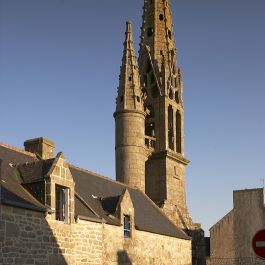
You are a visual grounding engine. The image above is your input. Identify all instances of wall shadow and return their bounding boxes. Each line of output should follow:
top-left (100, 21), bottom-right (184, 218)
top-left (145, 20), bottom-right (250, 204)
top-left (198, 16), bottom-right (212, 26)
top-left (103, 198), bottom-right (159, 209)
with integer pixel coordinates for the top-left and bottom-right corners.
top-left (1, 187), bottom-right (68, 265)
top-left (117, 250), bottom-right (132, 265)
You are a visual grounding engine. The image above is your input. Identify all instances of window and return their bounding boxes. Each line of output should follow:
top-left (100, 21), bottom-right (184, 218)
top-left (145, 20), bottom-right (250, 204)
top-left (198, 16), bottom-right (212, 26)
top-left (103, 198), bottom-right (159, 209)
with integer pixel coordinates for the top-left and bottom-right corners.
top-left (124, 215), bottom-right (131, 238)
top-left (176, 111), bottom-right (182, 153)
top-left (147, 27), bottom-right (153, 37)
top-left (167, 29), bottom-right (172, 40)
top-left (168, 105), bottom-right (174, 150)
top-left (159, 14), bottom-right (164, 21)
top-left (55, 185), bottom-right (70, 223)
top-left (145, 122), bottom-right (155, 137)
top-left (175, 91), bottom-right (179, 103)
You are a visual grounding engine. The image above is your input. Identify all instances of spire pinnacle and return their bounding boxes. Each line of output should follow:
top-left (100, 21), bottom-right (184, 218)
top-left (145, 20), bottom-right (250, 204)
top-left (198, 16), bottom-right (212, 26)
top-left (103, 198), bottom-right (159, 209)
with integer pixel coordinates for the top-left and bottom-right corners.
top-left (115, 21), bottom-right (144, 112)
top-left (139, 0), bottom-right (180, 97)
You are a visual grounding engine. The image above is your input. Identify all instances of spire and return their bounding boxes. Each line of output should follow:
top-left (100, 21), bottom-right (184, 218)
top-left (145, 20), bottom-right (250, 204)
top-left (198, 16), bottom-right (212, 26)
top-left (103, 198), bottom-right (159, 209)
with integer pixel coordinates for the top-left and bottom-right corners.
top-left (116, 21), bottom-right (144, 112)
top-left (139, 0), bottom-right (180, 97)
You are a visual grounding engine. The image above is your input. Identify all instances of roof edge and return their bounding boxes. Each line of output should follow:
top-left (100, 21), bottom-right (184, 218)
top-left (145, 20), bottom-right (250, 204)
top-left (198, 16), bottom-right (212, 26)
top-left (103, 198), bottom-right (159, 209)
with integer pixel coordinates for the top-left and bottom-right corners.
top-left (0, 142), bottom-right (36, 158)
top-left (135, 226), bottom-right (191, 241)
top-left (1, 199), bottom-right (47, 213)
top-left (70, 164), bottom-right (134, 189)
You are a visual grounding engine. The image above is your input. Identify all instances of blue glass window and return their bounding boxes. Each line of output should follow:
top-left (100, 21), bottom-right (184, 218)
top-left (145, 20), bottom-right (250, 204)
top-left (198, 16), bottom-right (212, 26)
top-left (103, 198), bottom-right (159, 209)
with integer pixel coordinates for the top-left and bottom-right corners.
top-left (124, 215), bottom-right (131, 238)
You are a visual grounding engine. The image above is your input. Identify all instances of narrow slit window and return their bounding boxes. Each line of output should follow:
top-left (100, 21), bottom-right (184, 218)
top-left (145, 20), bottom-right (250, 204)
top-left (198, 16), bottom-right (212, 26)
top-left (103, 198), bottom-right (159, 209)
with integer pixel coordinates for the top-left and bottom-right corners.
top-left (147, 27), bottom-right (154, 37)
top-left (168, 105), bottom-right (174, 150)
top-left (176, 111), bottom-right (182, 153)
top-left (124, 215), bottom-right (131, 238)
top-left (167, 29), bottom-right (172, 40)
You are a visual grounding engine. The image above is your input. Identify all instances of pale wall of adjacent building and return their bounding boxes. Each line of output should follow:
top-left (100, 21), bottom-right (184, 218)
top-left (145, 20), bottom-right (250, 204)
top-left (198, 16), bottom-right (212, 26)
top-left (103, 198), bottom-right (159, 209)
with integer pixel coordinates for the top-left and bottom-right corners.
top-left (208, 189), bottom-right (265, 265)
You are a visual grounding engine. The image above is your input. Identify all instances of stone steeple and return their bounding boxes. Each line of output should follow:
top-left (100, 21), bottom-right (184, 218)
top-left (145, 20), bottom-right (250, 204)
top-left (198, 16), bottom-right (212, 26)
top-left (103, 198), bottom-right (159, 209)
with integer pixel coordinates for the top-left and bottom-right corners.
top-left (139, 0), bottom-right (182, 100)
top-left (114, 22), bottom-right (146, 191)
top-left (138, 0), bottom-right (192, 228)
top-left (116, 21), bottom-right (144, 113)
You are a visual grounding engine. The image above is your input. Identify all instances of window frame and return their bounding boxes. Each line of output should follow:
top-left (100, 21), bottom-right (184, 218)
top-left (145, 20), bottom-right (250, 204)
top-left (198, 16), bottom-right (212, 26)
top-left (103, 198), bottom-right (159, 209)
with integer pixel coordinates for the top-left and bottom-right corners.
top-left (55, 184), bottom-right (70, 224)
top-left (124, 215), bottom-right (131, 238)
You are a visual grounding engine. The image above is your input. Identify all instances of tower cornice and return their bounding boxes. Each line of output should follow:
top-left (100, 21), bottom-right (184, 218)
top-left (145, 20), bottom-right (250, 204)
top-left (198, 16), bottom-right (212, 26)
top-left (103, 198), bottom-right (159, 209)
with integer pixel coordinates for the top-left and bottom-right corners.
top-left (150, 150), bottom-right (190, 165)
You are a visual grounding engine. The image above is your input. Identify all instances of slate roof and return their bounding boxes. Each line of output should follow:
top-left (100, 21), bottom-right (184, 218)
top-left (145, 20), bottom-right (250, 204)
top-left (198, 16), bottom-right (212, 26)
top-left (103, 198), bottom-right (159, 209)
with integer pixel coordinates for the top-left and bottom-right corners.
top-left (0, 143), bottom-right (190, 240)
top-left (0, 144), bottom-right (46, 212)
top-left (18, 159), bottom-right (55, 183)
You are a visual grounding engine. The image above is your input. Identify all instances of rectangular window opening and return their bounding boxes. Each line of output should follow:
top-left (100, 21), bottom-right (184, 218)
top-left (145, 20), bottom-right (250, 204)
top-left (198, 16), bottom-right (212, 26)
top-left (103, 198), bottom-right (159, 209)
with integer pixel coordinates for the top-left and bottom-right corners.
top-left (55, 185), bottom-right (70, 223)
top-left (124, 215), bottom-right (131, 238)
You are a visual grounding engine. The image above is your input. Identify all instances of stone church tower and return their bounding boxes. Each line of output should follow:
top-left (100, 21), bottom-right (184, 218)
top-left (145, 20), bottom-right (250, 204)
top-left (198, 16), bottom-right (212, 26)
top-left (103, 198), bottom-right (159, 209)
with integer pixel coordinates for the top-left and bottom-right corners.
top-left (114, 22), bottom-right (146, 191)
top-left (138, 0), bottom-right (192, 229)
top-left (115, 2), bottom-right (206, 264)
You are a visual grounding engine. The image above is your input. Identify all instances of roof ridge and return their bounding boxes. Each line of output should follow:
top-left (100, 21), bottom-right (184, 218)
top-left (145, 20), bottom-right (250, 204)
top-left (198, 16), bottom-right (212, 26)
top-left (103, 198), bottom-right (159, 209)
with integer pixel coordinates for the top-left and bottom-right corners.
top-left (69, 164), bottom-right (135, 189)
top-left (0, 142), bottom-right (36, 158)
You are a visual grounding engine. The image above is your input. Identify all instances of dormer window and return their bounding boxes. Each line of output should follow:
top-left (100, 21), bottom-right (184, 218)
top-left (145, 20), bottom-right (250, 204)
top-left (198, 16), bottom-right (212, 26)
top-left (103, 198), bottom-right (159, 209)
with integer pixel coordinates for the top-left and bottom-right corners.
top-left (55, 185), bottom-right (70, 223)
top-left (124, 215), bottom-right (131, 238)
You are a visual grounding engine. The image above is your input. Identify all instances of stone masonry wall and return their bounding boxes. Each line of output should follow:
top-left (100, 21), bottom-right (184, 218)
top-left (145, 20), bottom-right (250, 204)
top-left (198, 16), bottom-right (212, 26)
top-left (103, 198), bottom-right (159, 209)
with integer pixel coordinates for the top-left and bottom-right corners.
top-left (1, 203), bottom-right (192, 265)
top-left (103, 223), bottom-right (191, 265)
top-left (0, 204), bottom-right (102, 265)
top-left (115, 111), bottom-right (146, 192)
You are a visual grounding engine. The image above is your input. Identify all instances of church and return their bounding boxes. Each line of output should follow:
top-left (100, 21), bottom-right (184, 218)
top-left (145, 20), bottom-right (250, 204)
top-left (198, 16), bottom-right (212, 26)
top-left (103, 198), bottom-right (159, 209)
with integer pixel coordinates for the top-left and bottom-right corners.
top-left (0, 1), bottom-right (205, 264)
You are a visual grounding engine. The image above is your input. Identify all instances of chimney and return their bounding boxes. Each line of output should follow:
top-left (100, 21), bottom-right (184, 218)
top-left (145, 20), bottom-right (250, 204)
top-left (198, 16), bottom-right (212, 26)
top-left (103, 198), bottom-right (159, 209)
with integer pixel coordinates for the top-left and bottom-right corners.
top-left (24, 137), bottom-right (55, 159)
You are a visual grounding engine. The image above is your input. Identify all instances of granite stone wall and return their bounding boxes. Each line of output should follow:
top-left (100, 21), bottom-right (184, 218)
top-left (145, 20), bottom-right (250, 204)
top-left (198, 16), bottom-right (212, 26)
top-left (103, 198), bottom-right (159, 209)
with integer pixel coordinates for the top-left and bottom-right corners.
top-left (1, 202), bottom-right (192, 265)
top-left (0, 205), bottom-right (103, 265)
top-left (103, 224), bottom-right (191, 265)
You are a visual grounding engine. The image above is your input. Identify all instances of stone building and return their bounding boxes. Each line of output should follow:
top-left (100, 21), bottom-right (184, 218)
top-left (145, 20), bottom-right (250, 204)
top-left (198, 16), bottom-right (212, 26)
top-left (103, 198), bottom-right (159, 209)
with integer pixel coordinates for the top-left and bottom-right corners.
top-left (114, 0), bottom-right (205, 263)
top-left (207, 188), bottom-right (265, 265)
top-left (0, 0), bottom-right (205, 264)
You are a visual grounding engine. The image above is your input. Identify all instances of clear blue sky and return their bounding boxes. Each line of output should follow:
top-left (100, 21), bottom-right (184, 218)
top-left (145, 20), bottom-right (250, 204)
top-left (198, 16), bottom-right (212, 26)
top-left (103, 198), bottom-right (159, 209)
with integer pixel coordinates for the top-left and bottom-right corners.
top-left (1, 0), bottom-right (265, 235)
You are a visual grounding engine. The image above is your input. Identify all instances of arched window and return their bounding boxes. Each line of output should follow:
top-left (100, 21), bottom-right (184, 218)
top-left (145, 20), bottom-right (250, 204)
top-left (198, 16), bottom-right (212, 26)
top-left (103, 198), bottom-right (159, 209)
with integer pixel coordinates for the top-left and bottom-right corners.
top-left (176, 111), bottom-right (182, 153)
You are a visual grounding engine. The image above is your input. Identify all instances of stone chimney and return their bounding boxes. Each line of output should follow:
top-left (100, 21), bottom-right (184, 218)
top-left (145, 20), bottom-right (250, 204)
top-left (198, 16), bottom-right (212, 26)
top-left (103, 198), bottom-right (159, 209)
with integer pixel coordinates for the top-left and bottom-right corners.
top-left (24, 137), bottom-right (55, 159)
